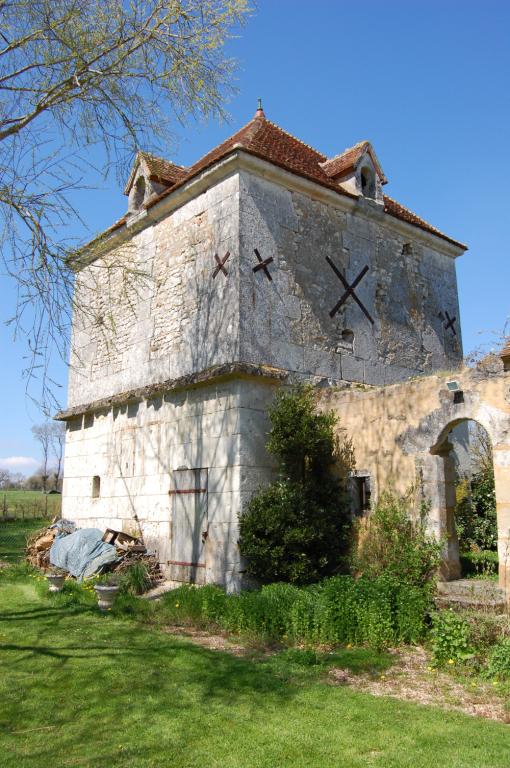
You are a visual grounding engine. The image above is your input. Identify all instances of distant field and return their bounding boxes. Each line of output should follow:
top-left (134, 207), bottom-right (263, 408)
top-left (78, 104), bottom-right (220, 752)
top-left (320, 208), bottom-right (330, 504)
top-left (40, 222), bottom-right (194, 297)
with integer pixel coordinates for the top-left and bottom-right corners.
top-left (0, 490), bottom-right (61, 520)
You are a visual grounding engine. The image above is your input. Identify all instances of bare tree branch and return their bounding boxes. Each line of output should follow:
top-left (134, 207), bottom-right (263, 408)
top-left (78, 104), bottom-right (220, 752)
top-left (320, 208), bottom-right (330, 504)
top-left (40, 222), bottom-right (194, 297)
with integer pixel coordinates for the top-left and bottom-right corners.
top-left (0, 0), bottom-right (250, 410)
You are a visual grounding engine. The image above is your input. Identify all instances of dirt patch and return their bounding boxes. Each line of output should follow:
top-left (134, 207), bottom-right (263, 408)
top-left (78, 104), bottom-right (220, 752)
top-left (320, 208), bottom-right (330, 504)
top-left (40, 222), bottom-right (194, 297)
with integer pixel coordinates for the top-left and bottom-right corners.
top-left (329, 646), bottom-right (509, 723)
top-left (163, 626), bottom-right (256, 657)
top-left (162, 626), bottom-right (509, 723)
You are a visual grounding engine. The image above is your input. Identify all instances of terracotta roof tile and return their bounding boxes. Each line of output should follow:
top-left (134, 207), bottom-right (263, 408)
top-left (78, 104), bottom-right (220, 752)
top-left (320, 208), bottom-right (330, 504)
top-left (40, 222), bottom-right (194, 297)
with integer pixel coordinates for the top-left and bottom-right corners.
top-left (383, 196), bottom-right (467, 249)
top-left (321, 141), bottom-right (370, 178)
top-left (321, 141), bottom-right (387, 184)
top-left (139, 152), bottom-right (187, 185)
top-left (178, 112), bottom-right (332, 189)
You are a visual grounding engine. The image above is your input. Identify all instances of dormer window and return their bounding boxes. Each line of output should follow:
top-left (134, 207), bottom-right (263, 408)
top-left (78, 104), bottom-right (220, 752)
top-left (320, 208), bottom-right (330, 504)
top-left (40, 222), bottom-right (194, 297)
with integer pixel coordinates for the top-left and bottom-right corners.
top-left (124, 151), bottom-right (187, 216)
top-left (360, 166), bottom-right (376, 199)
top-left (320, 141), bottom-right (386, 204)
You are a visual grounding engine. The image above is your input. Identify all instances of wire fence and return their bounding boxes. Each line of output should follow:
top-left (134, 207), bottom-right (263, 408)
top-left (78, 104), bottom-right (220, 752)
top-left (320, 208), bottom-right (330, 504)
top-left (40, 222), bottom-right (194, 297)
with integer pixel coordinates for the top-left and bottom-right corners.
top-left (0, 494), bottom-right (61, 522)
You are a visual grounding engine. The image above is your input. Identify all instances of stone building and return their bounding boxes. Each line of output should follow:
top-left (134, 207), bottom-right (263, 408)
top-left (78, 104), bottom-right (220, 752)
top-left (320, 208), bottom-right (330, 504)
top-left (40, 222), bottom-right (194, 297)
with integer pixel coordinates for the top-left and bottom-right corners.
top-left (58, 104), bottom-right (508, 591)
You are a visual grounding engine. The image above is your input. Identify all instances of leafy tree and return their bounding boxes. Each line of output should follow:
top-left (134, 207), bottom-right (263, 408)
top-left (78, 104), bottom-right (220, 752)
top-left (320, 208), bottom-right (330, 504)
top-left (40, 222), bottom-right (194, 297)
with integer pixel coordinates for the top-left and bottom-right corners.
top-left (238, 384), bottom-right (355, 585)
top-left (31, 423), bottom-right (52, 493)
top-left (50, 421), bottom-right (66, 491)
top-left (455, 421), bottom-right (497, 556)
top-left (456, 469), bottom-right (497, 552)
top-left (0, 0), bottom-right (249, 405)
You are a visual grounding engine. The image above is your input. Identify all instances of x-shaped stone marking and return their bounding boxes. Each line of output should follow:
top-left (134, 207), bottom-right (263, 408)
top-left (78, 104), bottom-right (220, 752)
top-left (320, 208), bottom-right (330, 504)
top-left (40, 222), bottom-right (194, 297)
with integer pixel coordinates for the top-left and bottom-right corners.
top-left (444, 310), bottom-right (457, 336)
top-left (253, 248), bottom-right (274, 281)
top-left (212, 251), bottom-right (230, 279)
top-left (326, 257), bottom-right (374, 325)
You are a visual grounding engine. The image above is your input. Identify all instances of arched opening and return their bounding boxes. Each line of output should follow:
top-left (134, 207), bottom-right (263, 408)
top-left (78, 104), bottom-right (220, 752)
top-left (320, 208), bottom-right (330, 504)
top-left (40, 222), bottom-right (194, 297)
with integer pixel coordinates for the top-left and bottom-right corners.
top-left (431, 418), bottom-right (497, 583)
top-left (130, 175), bottom-right (146, 211)
top-left (360, 166), bottom-right (376, 199)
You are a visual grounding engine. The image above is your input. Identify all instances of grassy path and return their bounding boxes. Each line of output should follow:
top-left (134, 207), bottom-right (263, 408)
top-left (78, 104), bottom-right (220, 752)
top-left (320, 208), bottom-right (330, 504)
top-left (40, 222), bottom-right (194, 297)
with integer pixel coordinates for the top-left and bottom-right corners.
top-left (0, 579), bottom-right (509, 767)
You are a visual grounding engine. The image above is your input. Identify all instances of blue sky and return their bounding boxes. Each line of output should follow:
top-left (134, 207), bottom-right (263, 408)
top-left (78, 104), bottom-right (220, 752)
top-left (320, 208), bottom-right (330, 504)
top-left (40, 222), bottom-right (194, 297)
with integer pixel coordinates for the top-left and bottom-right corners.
top-left (1, 0), bottom-right (509, 473)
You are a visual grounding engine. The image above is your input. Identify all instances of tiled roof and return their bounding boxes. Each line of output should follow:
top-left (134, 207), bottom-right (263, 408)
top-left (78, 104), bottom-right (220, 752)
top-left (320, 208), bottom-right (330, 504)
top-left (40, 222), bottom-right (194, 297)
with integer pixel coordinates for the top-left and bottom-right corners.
top-left (123, 108), bottom-right (466, 250)
top-left (124, 151), bottom-right (186, 194)
top-left (140, 151), bottom-right (187, 185)
top-left (383, 196), bottom-right (466, 249)
top-left (173, 108), bottom-right (336, 192)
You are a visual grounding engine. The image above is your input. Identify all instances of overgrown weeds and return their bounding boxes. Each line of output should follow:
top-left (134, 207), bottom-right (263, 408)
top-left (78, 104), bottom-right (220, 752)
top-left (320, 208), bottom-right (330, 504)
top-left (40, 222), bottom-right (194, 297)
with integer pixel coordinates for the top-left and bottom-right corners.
top-left (155, 576), bottom-right (432, 650)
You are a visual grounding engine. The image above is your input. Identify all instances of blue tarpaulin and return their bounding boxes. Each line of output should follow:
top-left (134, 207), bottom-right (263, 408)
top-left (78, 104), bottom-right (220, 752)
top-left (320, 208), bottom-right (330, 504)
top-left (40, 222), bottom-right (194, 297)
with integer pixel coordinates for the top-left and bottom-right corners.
top-left (49, 528), bottom-right (119, 580)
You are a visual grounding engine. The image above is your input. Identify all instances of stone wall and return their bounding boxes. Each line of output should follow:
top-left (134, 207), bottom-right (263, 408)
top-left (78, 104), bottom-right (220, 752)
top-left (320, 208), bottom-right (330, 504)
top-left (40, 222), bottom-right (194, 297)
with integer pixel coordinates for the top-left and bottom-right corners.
top-left (320, 361), bottom-right (510, 587)
top-left (61, 376), bottom-right (278, 589)
top-left (68, 173), bottom-right (240, 408)
top-left (239, 170), bottom-right (463, 385)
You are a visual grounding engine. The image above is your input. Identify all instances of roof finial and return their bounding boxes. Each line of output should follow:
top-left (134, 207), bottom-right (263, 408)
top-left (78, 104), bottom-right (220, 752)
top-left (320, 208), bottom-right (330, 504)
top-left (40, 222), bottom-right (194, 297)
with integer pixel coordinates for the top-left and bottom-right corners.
top-left (255, 97), bottom-right (265, 118)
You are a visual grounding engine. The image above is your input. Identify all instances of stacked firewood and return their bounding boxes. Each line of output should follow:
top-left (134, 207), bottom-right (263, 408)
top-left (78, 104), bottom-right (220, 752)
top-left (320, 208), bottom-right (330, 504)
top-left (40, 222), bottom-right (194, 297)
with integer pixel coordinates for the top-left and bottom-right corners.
top-left (26, 524), bottom-right (58, 570)
top-left (111, 549), bottom-right (163, 584)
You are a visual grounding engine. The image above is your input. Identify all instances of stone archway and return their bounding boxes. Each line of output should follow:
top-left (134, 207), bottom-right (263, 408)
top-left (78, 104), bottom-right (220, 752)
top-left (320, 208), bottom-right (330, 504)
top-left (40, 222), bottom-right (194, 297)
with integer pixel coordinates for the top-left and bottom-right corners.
top-left (420, 404), bottom-right (510, 590)
top-left (320, 357), bottom-right (510, 594)
top-left (428, 418), bottom-right (498, 582)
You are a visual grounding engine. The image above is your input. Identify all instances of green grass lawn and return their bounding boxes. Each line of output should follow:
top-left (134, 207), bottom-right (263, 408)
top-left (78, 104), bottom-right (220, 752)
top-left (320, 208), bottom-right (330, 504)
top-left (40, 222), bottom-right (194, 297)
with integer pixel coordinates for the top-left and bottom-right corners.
top-left (0, 490), bottom-right (61, 519)
top-left (1, 521), bottom-right (509, 766)
top-left (0, 519), bottom-right (51, 563)
top-left (0, 576), bottom-right (509, 768)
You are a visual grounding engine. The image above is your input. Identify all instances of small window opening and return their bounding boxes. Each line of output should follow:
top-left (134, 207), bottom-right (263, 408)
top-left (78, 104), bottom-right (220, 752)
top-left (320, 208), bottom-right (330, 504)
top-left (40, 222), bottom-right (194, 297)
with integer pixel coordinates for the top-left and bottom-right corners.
top-left (453, 390), bottom-right (464, 405)
top-left (402, 242), bottom-right (413, 256)
top-left (84, 413), bottom-right (94, 429)
top-left (351, 473), bottom-right (371, 516)
top-left (360, 166), bottom-right (376, 199)
top-left (133, 176), bottom-right (146, 209)
top-left (337, 328), bottom-right (354, 353)
top-left (92, 475), bottom-right (101, 498)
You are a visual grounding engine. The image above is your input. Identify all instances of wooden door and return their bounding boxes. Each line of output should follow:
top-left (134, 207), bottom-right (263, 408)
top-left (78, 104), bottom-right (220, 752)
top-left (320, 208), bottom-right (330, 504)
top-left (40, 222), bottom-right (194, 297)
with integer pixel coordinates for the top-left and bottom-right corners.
top-left (168, 468), bottom-right (208, 584)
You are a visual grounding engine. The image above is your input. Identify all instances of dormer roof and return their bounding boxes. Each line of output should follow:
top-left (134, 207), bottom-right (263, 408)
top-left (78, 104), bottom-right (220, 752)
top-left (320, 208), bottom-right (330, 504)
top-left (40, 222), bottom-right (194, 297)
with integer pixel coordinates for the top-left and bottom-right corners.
top-left (320, 141), bottom-right (387, 184)
top-left (124, 151), bottom-right (187, 195)
top-left (500, 338), bottom-right (510, 369)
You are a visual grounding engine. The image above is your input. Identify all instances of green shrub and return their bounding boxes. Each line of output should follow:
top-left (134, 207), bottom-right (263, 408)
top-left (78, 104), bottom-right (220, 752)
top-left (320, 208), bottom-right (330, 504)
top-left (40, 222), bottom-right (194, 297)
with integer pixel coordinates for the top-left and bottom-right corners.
top-left (239, 384), bottom-right (354, 585)
top-left (486, 638), bottom-right (510, 680)
top-left (455, 466), bottom-right (497, 554)
top-left (352, 492), bottom-right (442, 589)
top-left (459, 549), bottom-right (498, 579)
top-left (239, 481), bottom-right (352, 585)
top-left (160, 574), bottom-right (431, 650)
top-left (431, 611), bottom-right (474, 666)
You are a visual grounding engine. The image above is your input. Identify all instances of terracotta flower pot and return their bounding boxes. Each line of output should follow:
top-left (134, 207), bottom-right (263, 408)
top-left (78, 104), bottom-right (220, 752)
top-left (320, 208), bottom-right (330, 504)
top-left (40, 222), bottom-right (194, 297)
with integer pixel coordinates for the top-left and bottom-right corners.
top-left (94, 584), bottom-right (119, 612)
top-left (46, 574), bottom-right (65, 593)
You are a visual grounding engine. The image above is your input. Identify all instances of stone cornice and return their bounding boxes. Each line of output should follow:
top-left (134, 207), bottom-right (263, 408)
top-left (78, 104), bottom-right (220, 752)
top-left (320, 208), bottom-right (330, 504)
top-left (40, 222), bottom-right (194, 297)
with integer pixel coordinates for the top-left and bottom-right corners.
top-left (73, 149), bottom-right (465, 268)
top-left (55, 362), bottom-right (288, 420)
